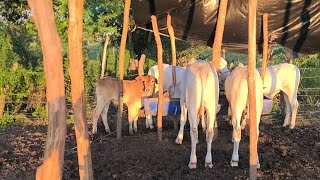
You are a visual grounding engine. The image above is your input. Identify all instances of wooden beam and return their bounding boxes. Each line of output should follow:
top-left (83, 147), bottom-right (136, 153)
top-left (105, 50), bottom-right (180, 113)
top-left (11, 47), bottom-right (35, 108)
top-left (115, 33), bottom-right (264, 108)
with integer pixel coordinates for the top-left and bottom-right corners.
top-left (100, 34), bottom-right (110, 79)
top-left (68, 0), bottom-right (93, 179)
top-left (260, 13), bottom-right (268, 82)
top-left (151, 15), bottom-right (164, 141)
top-left (167, 14), bottom-right (178, 130)
top-left (138, 54), bottom-right (146, 76)
top-left (117, 0), bottom-right (131, 139)
top-left (212, 0), bottom-right (229, 69)
top-left (27, 0), bottom-right (66, 179)
top-left (248, 0), bottom-right (258, 179)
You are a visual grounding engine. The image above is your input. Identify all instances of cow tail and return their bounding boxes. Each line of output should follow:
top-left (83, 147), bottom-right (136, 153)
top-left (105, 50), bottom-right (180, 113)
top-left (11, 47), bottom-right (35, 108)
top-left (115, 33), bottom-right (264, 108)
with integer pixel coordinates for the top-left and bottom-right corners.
top-left (200, 70), bottom-right (207, 133)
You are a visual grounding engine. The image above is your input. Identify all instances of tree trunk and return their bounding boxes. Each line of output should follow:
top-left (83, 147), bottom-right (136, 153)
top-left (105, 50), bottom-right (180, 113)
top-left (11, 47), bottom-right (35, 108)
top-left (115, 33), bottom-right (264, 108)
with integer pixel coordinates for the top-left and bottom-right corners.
top-left (248, 0), bottom-right (258, 179)
top-left (100, 34), bottom-right (110, 79)
top-left (68, 0), bottom-right (93, 179)
top-left (151, 15), bottom-right (164, 141)
top-left (117, 0), bottom-right (131, 139)
top-left (27, 0), bottom-right (66, 179)
top-left (212, 0), bottom-right (229, 69)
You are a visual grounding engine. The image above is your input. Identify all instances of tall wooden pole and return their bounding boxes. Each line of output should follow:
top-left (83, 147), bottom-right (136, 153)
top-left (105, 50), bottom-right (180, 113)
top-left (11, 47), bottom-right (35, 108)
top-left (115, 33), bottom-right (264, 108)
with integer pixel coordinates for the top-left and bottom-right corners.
top-left (167, 14), bottom-right (178, 130)
top-left (260, 14), bottom-right (268, 82)
top-left (151, 15), bottom-right (164, 141)
top-left (138, 54), bottom-right (146, 76)
top-left (117, 0), bottom-right (131, 139)
top-left (68, 0), bottom-right (93, 179)
top-left (212, 0), bottom-right (229, 69)
top-left (27, 0), bottom-right (66, 179)
top-left (248, 0), bottom-right (258, 179)
top-left (100, 34), bottom-right (110, 79)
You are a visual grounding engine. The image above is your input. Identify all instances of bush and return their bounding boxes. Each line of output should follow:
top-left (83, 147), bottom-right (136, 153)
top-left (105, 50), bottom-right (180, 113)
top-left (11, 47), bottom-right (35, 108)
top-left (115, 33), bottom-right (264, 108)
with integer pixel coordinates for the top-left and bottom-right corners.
top-left (0, 113), bottom-right (14, 127)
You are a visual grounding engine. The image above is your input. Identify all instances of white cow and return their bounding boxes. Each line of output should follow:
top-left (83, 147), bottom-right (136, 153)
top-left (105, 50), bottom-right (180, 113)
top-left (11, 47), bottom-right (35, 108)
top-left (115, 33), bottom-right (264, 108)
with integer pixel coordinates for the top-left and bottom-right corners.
top-left (182, 61), bottom-right (220, 169)
top-left (258, 63), bottom-right (300, 129)
top-left (146, 64), bottom-right (186, 129)
top-left (224, 65), bottom-right (263, 168)
top-left (175, 57), bottom-right (228, 144)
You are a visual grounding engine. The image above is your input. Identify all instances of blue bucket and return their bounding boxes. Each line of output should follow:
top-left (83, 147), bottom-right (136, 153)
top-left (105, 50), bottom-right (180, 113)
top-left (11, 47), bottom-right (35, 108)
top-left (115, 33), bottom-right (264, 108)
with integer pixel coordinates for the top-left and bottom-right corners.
top-left (143, 97), bottom-right (181, 116)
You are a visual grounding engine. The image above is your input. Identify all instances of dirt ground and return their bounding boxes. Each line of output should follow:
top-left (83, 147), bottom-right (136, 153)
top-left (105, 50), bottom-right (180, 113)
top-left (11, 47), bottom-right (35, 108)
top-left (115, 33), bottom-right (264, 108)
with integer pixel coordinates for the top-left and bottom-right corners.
top-left (0, 113), bottom-right (320, 180)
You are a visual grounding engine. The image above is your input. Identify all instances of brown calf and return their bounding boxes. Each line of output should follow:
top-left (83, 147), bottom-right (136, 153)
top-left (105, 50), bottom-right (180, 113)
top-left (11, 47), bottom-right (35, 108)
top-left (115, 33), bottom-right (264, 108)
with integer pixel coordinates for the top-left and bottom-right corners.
top-left (92, 75), bottom-right (157, 134)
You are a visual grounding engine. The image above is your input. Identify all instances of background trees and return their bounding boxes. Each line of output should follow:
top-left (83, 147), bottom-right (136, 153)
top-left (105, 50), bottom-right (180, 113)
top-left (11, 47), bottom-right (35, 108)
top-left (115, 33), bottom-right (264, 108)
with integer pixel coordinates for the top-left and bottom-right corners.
top-left (0, 0), bottom-right (319, 125)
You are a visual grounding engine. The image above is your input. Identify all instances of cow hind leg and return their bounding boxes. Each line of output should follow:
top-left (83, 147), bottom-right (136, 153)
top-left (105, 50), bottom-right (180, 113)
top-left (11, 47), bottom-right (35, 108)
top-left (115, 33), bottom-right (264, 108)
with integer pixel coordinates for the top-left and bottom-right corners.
top-left (92, 101), bottom-right (109, 134)
top-left (205, 111), bottom-right (215, 168)
top-left (101, 103), bottom-right (111, 133)
top-left (188, 110), bottom-right (199, 169)
top-left (290, 99), bottom-right (299, 129)
top-left (282, 93), bottom-right (291, 127)
top-left (230, 113), bottom-right (242, 167)
top-left (175, 104), bottom-right (187, 144)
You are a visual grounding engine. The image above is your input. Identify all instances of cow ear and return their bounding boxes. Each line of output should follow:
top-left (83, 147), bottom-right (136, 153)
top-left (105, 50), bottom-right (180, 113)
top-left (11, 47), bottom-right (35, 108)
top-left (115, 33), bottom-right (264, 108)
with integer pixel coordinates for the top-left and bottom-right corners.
top-left (154, 78), bottom-right (158, 84)
top-left (135, 75), bottom-right (144, 82)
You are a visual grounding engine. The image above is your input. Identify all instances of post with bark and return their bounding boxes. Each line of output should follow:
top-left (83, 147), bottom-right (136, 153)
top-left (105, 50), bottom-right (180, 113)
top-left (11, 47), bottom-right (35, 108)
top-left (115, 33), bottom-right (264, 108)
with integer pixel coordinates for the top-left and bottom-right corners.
top-left (212, 0), bottom-right (229, 69)
top-left (100, 34), bottom-right (110, 79)
top-left (151, 15), bottom-right (164, 141)
top-left (27, 0), bottom-right (66, 179)
top-left (117, 0), bottom-right (131, 139)
top-left (260, 13), bottom-right (269, 82)
top-left (248, 0), bottom-right (258, 179)
top-left (68, 0), bottom-right (93, 179)
top-left (138, 54), bottom-right (146, 76)
top-left (167, 14), bottom-right (178, 130)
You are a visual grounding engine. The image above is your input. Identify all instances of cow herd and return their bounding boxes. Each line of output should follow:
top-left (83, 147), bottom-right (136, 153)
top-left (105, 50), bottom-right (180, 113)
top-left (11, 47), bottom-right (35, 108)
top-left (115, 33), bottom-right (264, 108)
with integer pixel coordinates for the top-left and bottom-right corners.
top-left (92, 57), bottom-right (301, 170)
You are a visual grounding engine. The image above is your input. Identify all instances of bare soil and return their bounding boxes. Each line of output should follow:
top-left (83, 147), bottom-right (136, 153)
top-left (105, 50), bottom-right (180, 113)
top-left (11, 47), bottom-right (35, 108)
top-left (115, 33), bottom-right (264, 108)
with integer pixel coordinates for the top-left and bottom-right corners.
top-left (0, 114), bottom-right (320, 180)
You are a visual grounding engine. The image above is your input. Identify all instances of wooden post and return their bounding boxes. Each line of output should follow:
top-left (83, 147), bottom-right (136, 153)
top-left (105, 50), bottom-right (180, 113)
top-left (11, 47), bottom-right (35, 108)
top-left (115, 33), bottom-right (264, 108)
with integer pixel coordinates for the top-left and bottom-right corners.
top-left (27, 0), bottom-right (66, 179)
top-left (167, 14), bottom-right (178, 130)
top-left (117, 0), bottom-right (131, 139)
top-left (212, 0), bottom-right (229, 69)
top-left (151, 15), bottom-right (164, 141)
top-left (138, 54), bottom-right (146, 76)
top-left (100, 34), bottom-right (110, 79)
top-left (68, 0), bottom-right (93, 179)
top-left (260, 13), bottom-right (268, 82)
top-left (248, 0), bottom-right (258, 179)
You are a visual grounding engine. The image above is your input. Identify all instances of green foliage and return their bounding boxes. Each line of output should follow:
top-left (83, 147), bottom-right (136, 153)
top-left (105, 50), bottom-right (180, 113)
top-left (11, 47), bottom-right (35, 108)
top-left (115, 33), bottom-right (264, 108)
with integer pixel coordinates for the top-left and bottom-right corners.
top-left (66, 115), bottom-right (74, 125)
top-left (0, 113), bottom-right (14, 127)
top-left (1, 67), bottom-right (45, 115)
top-left (32, 107), bottom-right (47, 122)
top-left (83, 0), bottom-right (124, 43)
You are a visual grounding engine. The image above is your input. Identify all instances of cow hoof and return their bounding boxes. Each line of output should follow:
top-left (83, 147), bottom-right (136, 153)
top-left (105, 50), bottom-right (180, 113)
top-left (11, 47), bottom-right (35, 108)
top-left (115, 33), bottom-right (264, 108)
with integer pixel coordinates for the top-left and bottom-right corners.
top-left (282, 123), bottom-right (289, 127)
top-left (205, 162), bottom-right (213, 168)
top-left (149, 125), bottom-right (154, 129)
top-left (188, 162), bottom-right (197, 169)
top-left (129, 130), bottom-right (134, 135)
top-left (105, 128), bottom-right (111, 134)
top-left (230, 160), bottom-right (239, 167)
top-left (257, 162), bottom-right (260, 169)
top-left (289, 125), bottom-right (295, 129)
top-left (175, 138), bottom-right (183, 145)
top-left (134, 128), bottom-right (138, 133)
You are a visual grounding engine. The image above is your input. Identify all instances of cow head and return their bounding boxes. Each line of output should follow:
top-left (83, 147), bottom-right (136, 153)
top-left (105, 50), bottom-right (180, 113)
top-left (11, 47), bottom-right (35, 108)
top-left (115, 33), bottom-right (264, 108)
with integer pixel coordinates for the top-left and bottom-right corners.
top-left (135, 75), bottom-right (157, 96)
